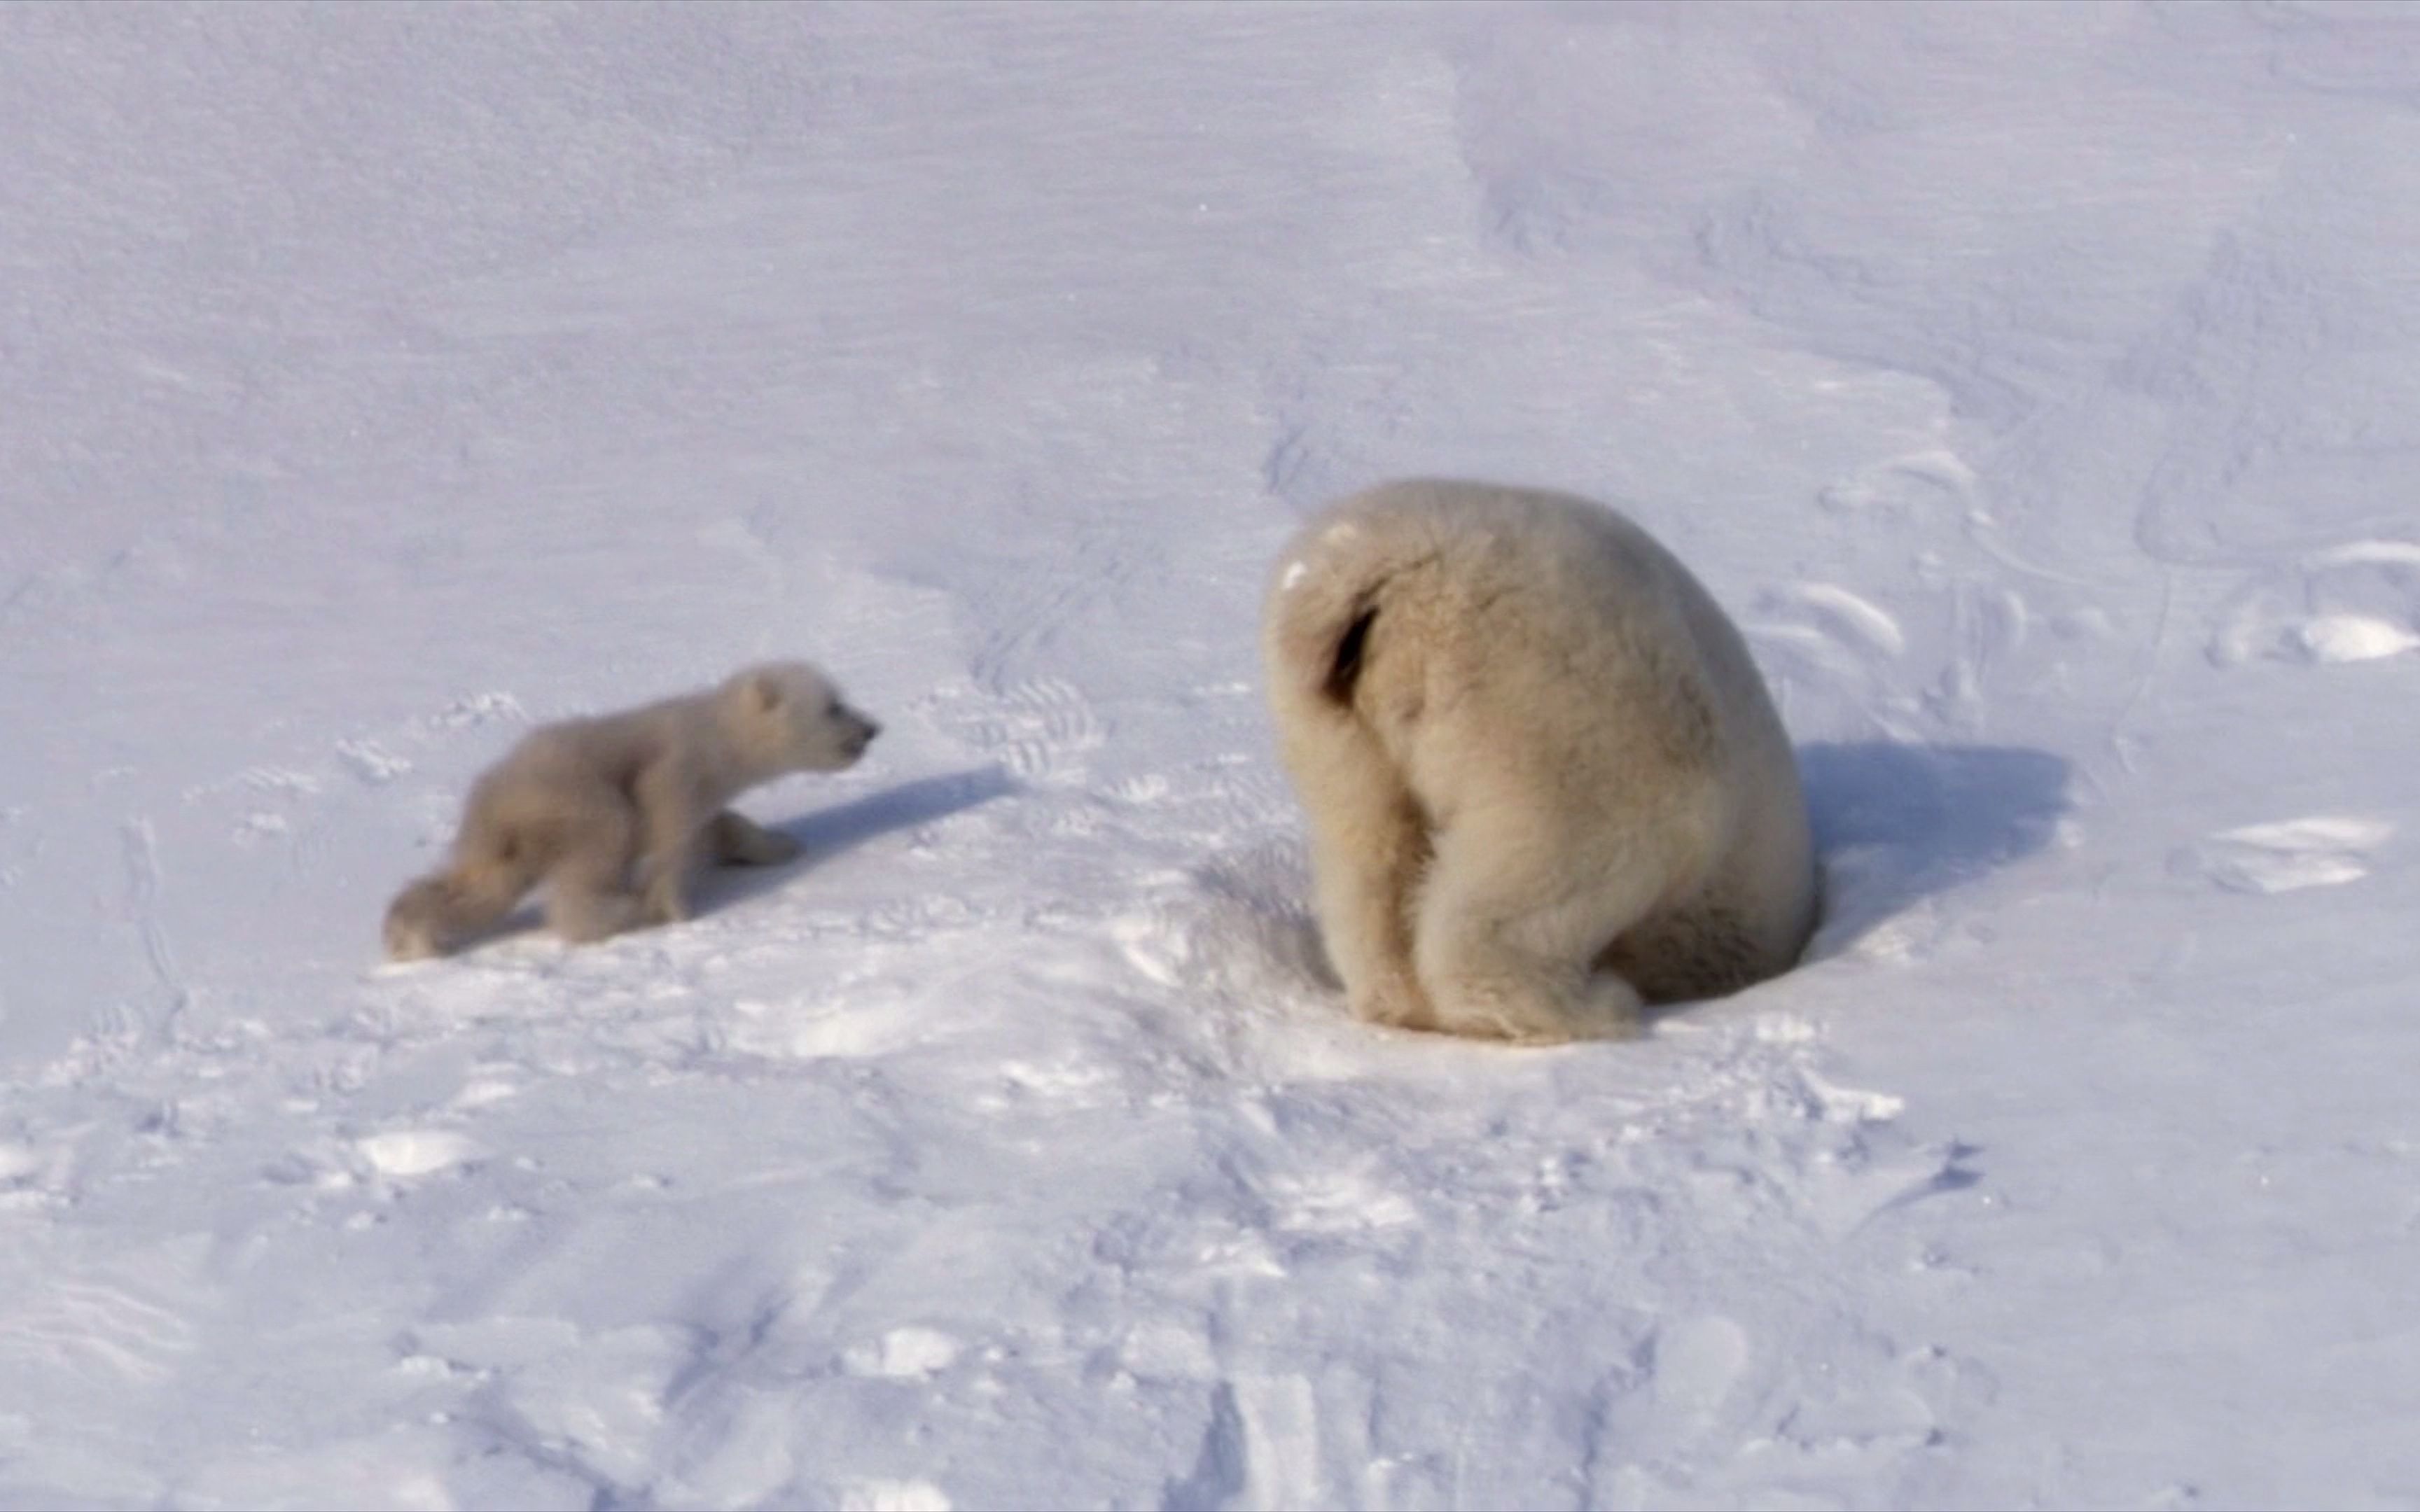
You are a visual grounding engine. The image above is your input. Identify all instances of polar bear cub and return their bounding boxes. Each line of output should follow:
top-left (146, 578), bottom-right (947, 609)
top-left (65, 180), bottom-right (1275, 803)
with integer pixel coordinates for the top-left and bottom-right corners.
top-left (1263, 479), bottom-right (1816, 1043)
top-left (384, 661), bottom-right (880, 960)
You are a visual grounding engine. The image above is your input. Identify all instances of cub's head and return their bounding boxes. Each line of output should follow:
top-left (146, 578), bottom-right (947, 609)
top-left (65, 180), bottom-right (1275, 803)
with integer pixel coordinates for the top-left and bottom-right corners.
top-left (722, 661), bottom-right (881, 774)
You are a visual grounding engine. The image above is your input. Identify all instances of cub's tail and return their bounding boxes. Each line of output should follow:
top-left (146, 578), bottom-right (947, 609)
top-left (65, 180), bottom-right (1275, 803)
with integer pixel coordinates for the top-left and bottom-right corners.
top-left (382, 846), bottom-right (543, 960)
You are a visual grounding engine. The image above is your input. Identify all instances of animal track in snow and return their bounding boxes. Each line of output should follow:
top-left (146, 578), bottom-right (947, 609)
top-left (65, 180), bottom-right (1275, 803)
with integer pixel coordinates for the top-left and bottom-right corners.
top-left (2211, 540), bottom-right (2420, 666)
top-left (982, 1055), bottom-right (1122, 1110)
top-left (1805, 1138), bottom-right (1982, 1242)
top-left (842, 1326), bottom-right (961, 1380)
top-left (985, 677), bottom-right (1108, 780)
top-left (424, 691), bottom-right (529, 730)
top-left (336, 739), bottom-right (412, 784)
top-left (0, 1275), bottom-right (198, 1387)
top-left (0, 1139), bottom-right (66, 1208)
top-left (182, 765), bottom-right (321, 806)
top-left (1793, 1065), bottom-right (1908, 1127)
top-left (2183, 816), bottom-right (2393, 895)
top-left (837, 1480), bottom-right (953, 1512)
top-left (724, 995), bottom-right (918, 1061)
top-left (1168, 1373), bottom-right (1323, 1512)
top-left (354, 1128), bottom-right (483, 1178)
top-left (1759, 582), bottom-right (1907, 662)
top-left (1590, 1315), bottom-right (1751, 1461)
top-left (928, 677), bottom-right (1107, 782)
top-left (1818, 448), bottom-right (1980, 524)
top-left (1643, 1315), bottom-right (1751, 1426)
top-left (1747, 580), bottom-right (1933, 735)
top-left (476, 1322), bottom-right (693, 1490)
top-left (232, 811), bottom-right (291, 844)
top-left (1113, 844), bottom-right (1329, 999)
top-left (450, 1072), bottom-right (521, 1110)
top-left (1267, 1165), bottom-right (1419, 1234)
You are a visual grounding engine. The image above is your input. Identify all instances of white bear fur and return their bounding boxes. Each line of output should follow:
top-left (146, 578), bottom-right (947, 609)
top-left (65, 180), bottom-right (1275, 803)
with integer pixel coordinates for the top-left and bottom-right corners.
top-left (384, 661), bottom-right (879, 959)
top-left (1262, 479), bottom-right (1816, 1043)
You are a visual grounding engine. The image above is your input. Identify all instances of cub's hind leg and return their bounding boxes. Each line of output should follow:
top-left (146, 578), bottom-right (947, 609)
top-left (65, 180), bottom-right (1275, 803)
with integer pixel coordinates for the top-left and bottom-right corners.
top-left (384, 862), bottom-right (536, 960)
top-left (541, 806), bottom-right (645, 944)
top-left (383, 827), bottom-right (549, 960)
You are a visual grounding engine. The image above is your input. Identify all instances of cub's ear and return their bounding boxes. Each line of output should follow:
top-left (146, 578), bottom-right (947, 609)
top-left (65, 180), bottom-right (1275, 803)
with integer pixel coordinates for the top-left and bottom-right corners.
top-left (746, 668), bottom-right (786, 715)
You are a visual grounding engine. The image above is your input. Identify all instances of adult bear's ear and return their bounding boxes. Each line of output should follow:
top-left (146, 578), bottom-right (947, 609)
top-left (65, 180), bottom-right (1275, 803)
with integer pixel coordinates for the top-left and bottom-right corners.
top-left (748, 668), bottom-right (786, 714)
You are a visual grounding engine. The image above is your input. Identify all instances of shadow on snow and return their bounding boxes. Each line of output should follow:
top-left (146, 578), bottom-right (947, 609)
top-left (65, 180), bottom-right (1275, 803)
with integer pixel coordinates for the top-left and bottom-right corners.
top-left (1796, 740), bottom-right (2071, 958)
top-left (695, 764), bottom-right (1018, 914)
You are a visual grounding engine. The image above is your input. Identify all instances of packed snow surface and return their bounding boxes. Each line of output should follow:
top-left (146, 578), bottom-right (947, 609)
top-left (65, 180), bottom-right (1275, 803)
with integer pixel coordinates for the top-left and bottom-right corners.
top-left (6, 4), bottom-right (2419, 1508)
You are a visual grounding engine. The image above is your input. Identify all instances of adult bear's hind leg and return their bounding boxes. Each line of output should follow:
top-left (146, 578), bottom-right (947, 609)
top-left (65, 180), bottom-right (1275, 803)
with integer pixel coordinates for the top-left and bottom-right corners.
top-left (1291, 729), bottom-right (1439, 1032)
top-left (1411, 825), bottom-right (1656, 1043)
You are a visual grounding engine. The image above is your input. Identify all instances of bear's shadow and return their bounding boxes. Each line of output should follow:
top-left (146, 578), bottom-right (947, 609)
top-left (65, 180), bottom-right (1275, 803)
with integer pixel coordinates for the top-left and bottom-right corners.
top-left (1795, 740), bottom-right (2072, 958)
top-left (697, 764), bottom-right (1018, 914)
top-left (1197, 740), bottom-right (2073, 1020)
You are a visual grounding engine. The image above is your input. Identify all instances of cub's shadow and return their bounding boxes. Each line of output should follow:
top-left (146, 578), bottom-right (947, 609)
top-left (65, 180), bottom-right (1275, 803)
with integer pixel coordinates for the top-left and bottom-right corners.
top-left (1797, 741), bottom-right (2071, 955)
top-left (697, 764), bottom-right (1017, 913)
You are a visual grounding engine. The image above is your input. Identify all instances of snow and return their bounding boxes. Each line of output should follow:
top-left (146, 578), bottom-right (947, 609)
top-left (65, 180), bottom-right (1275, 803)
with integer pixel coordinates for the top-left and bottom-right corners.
top-left (4, 3), bottom-right (2419, 1507)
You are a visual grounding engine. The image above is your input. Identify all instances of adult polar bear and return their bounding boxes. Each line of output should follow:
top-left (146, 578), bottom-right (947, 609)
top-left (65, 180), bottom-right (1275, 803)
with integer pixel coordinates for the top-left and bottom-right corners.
top-left (1263, 479), bottom-right (1816, 1043)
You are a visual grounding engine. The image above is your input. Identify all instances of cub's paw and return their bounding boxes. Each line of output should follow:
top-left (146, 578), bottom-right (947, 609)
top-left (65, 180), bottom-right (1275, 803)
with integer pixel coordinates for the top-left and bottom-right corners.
top-left (382, 916), bottom-right (443, 962)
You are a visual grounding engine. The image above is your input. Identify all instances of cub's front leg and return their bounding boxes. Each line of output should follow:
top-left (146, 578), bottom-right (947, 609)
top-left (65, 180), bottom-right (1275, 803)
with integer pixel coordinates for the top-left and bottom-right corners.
top-left (632, 760), bottom-right (716, 927)
top-left (708, 809), bottom-right (802, 866)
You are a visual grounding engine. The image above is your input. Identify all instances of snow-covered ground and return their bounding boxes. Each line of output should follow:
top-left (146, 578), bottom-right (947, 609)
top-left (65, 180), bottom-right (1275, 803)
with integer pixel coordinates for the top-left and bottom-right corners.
top-left (6, 3), bottom-right (2419, 1506)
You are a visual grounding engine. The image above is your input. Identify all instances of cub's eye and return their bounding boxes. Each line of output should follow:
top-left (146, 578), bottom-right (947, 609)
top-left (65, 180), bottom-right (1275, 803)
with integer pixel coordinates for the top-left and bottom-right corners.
top-left (826, 697), bottom-right (842, 718)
